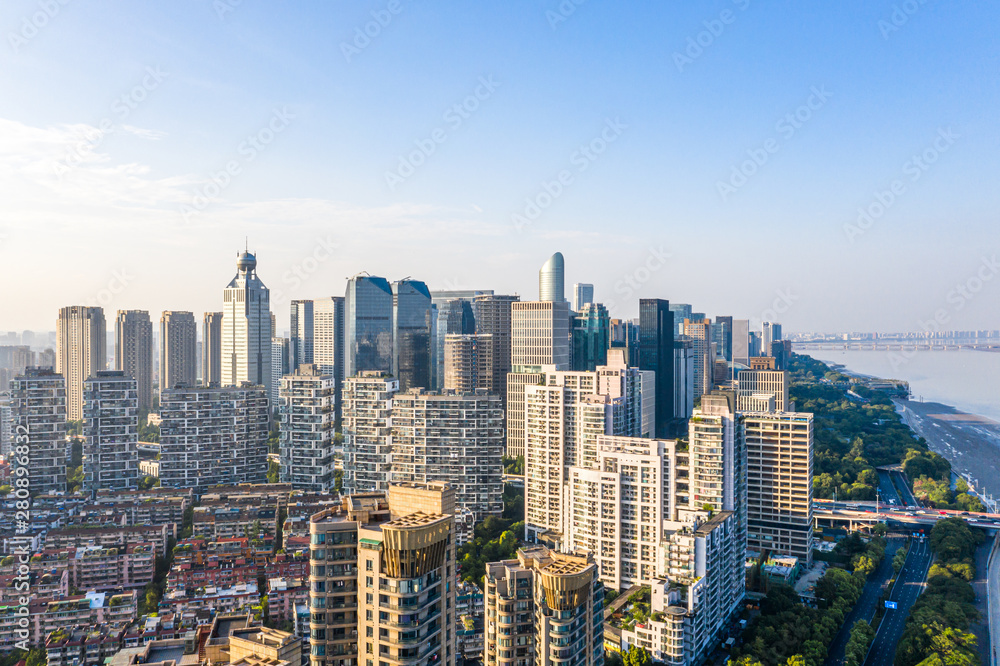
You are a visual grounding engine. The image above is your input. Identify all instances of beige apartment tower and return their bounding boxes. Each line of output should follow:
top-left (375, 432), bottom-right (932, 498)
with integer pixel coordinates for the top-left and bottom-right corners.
top-left (115, 310), bottom-right (153, 411)
top-left (443, 334), bottom-right (494, 393)
top-left (308, 483), bottom-right (458, 666)
top-left (160, 311), bottom-right (197, 390)
top-left (203, 312), bottom-right (223, 386)
top-left (57, 305), bottom-right (106, 421)
top-left (743, 411), bottom-right (814, 564)
top-left (484, 546), bottom-right (603, 666)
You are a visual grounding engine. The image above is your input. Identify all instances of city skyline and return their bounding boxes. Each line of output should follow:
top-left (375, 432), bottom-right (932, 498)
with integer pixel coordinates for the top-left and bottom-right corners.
top-left (2, 4), bottom-right (998, 332)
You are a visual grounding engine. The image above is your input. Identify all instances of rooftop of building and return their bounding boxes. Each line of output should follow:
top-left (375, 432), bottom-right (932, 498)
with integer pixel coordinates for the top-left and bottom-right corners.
top-left (694, 510), bottom-right (734, 536)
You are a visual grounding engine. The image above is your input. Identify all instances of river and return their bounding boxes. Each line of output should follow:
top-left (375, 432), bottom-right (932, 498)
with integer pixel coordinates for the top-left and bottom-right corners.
top-left (805, 348), bottom-right (1000, 423)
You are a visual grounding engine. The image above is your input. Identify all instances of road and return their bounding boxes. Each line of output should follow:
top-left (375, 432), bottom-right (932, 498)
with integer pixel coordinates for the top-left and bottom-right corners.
top-left (876, 469), bottom-right (902, 507)
top-left (988, 533), bottom-right (1000, 666)
top-left (824, 538), bottom-right (904, 666)
top-left (889, 469), bottom-right (920, 508)
top-left (864, 538), bottom-right (932, 666)
top-left (969, 535), bottom-right (995, 666)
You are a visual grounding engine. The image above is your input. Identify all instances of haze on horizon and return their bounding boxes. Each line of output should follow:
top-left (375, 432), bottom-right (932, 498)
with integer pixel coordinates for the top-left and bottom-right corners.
top-left (1, 1), bottom-right (998, 333)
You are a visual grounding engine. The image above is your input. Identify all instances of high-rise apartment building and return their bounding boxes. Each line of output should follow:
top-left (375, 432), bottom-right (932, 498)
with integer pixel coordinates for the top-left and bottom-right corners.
top-left (279, 364), bottom-right (335, 492)
top-left (507, 300), bottom-right (571, 459)
top-left (683, 318), bottom-right (713, 399)
top-left (160, 311), bottom-right (197, 391)
top-left (0, 345), bottom-right (34, 393)
top-left (392, 279), bottom-right (433, 391)
top-left (732, 319), bottom-right (751, 366)
top-left (390, 388), bottom-right (504, 529)
top-left (222, 251), bottom-right (272, 388)
top-left (10, 367), bottom-right (68, 494)
top-left (473, 294), bottom-right (518, 409)
top-left (313, 297), bottom-right (346, 379)
top-left (744, 411), bottom-right (814, 564)
top-left (159, 383), bottom-right (269, 493)
top-left (523, 360), bottom-right (652, 543)
top-left (572, 303), bottom-right (610, 372)
top-left (443, 334), bottom-right (494, 393)
top-left (572, 283), bottom-right (594, 312)
top-left (83, 370), bottom-right (139, 494)
top-left (622, 511), bottom-right (744, 666)
top-left (342, 372), bottom-right (399, 495)
top-left (114, 310), bottom-right (153, 411)
top-left (290, 300), bottom-right (315, 370)
top-left (736, 366), bottom-right (790, 412)
top-left (202, 312), bottom-right (223, 386)
top-left (538, 252), bottom-right (565, 303)
top-left (484, 546), bottom-right (604, 666)
top-left (689, 391), bottom-right (746, 546)
top-left (0, 396), bottom-right (12, 460)
top-left (638, 299), bottom-right (674, 438)
top-left (308, 483), bottom-right (459, 666)
top-left (345, 275), bottom-right (394, 379)
top-left (57, 306), bottom-right (106, 421)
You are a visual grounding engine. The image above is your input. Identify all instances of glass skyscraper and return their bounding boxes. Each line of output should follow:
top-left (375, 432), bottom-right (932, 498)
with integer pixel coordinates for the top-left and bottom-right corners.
top-left (639, 298), bottom-right (675, 438)
top-left (392, 279), bottom-right (433, 391)
top-left (572, 302), bottom-right (611, 371)
top-left (345, 275), bottom-right (393, 378)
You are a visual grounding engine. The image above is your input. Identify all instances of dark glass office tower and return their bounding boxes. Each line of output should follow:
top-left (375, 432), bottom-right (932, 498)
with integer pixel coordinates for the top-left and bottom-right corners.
top-left (345, 275), bottom-right (393, 377)
top-left (392, 279), bottom-right (433, 391)
top-left (572, 303), bottom-right (610, 371)
top-left (639, 298), bottom-right (675, 438)
top-left (714, 315), bottom-right (733, 362)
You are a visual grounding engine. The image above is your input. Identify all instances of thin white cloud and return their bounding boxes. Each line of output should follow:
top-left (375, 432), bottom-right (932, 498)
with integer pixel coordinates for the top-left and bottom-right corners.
top-left (121, 125), bottom-right (168, 140)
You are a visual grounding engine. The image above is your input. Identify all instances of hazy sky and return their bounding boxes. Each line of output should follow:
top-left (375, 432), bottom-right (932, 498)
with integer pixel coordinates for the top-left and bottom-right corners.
top-left (1, 1), bottom-right (998, 333)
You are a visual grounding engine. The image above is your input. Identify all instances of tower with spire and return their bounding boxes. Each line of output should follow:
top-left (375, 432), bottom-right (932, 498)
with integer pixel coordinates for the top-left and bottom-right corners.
top-left (221, 249), bottom-right (272, 389)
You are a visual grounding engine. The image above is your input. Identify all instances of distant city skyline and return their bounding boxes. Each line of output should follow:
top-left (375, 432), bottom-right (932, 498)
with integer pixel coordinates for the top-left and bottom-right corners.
top-left (1, 3), bottom-right (997, 332)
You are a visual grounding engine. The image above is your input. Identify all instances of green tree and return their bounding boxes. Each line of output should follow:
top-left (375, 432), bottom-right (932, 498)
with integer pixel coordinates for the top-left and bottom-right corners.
top-left (623, 646), bottom-right (652, 666)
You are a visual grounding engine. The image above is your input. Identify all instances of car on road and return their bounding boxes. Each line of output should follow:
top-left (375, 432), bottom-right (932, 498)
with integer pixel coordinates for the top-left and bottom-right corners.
top-left (938, 511), bottom-right (948, 515)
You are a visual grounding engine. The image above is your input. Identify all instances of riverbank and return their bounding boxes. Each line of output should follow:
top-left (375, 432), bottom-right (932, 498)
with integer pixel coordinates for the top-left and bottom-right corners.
top-left (894, 399), bottom-right (1000, 510)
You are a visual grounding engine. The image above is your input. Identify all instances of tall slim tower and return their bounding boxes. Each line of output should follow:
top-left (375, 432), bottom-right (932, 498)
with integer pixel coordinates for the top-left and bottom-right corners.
top-left (289, 300), bottom-right (314, 370)
top-left (313, 296), bottom-right (346, 421)
top-left (57, 305), bottom-right (106, 421)
top-left (732, 319), bottom-right (751, 366)
top-left (392, 279), bottom-right (433, 391)
top-left (222, 251), bottom-right (271, 388)
top-left (11, 367), bottom-right (68, 494)
top-left (684, 318), bottom-right (713, 399)
top-left (202, 312), bottom-right (223, 386)
top-left (473, 294), bottom-right (519, 409)
top-left (572, 282), bottom-right (594, 311)
top-left (345, 275), bottom-right (393, 378)
top-left (83, 370), bottom-right (139, 493)
top-left (638, 299), bottom-right (674, 438)
top-left (538, 252), bottom-right (565, 302)
top-left (160, 311), bottom-right (197, 390)
top-left (115, 310), bottom-right (153, 411)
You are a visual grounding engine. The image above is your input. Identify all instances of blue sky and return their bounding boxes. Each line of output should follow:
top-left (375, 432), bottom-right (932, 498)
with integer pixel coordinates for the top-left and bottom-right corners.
top-left (1, 0), bottom-right (998, 333)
